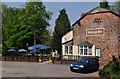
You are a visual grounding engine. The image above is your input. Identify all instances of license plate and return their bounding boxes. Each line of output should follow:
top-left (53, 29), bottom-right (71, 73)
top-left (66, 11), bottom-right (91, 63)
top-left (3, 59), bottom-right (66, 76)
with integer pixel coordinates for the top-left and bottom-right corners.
top-left (73, 67), bottom-right (78, 70)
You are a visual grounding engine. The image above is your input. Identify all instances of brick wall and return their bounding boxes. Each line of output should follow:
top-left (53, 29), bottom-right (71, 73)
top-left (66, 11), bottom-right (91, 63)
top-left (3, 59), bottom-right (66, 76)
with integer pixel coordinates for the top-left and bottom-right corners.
top-left (118, 17), bottom-right (120, 57)
top-left (73, 12), bottom-right (120, 67)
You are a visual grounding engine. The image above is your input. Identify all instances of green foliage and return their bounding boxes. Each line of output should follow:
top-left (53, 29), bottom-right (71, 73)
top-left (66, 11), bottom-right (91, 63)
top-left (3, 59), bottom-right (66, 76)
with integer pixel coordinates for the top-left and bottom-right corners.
top-left (110, 0), bottom-right (120, 15)
top-left (2, 2), bottom-right (52, 55)
top-left (0, 3), bottom-right (2, 46)
top-left (49, 53), bottom-right (52, 60)
top-left (0, 44), bottom-right (2, 54)
top-left (99, 56), bottom-right (120, 79)
top-left (99, 0), bottom-right (110, 9)
top-left (39, 54), bottom-right (43, 59)
top-left (52, 8), bottom-right (71, 54)
top-left (99, 0), bottom-right (120, 15)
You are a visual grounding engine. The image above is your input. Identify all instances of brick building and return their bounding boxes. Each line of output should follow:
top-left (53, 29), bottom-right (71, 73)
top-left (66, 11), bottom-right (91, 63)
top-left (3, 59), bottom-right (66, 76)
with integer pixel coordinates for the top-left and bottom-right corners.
top-left (62, 7), bottom-right (120, 67)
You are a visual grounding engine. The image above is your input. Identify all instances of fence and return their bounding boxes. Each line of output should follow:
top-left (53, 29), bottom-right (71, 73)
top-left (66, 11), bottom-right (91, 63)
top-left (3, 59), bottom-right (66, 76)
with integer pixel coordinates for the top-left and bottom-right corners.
top-left (53, 55), bottom-right (81, 64)
top-left (2, 56), bottom-right (40, 62)
top-left (56, 55), bottom-right (99, 64)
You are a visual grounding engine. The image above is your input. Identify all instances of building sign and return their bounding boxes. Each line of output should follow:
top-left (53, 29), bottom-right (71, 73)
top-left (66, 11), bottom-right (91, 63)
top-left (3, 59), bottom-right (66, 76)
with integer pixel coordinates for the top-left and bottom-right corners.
top-left (86, 28), bottom-right (104, 36)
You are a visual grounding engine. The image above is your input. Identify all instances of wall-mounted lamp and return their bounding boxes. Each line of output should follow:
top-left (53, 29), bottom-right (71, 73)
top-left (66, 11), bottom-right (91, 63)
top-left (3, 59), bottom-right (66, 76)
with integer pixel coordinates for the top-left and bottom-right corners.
top-left (77, 21), bottom-right (81, 26)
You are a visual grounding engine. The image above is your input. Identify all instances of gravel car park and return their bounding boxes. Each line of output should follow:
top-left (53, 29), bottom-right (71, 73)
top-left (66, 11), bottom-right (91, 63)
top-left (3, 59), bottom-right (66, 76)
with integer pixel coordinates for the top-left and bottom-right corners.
top-left (2, 61), bottom-right (99, 77)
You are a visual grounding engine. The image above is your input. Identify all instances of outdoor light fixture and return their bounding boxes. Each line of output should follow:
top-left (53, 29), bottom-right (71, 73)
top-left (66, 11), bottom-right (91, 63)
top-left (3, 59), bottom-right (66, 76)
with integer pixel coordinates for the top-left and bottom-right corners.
top-left (70, 64), bottom-right (73, 67)
top-left (78, 21), bottom-right (81, 26)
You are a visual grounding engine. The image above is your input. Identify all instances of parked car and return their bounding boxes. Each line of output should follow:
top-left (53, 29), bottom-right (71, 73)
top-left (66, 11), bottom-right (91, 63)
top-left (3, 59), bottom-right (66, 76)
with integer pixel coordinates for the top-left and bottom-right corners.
top-left (70, 56), bottom-right (99, 73)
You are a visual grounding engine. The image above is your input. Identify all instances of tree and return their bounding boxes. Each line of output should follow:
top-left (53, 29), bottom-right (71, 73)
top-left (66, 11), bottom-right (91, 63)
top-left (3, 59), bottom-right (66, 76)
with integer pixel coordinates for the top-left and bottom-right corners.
top-left (52, 8), bottom-right (71, 55)
top-left (99, 0), bottom-right (120, 15)
top-left (0, 3), bottom-right (1, 53)
top-left (2, 1), bottom-right (52, 54)
top-left (99, 0), bottom-right (110, 9)
top-left (0, 2), bottom-right (2, 45)
top-left (2, 3), bottom-right (12, 53)
top-left (110, 0), bottom-right (120, 15)
top-left (24, 2), bottom-right (52, 46)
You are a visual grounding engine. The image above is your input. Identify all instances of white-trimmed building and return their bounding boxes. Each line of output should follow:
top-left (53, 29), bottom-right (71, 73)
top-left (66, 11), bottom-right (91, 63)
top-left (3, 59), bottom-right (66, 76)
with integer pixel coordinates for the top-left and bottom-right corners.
top-left (62, 7), bottom-right (120, 67)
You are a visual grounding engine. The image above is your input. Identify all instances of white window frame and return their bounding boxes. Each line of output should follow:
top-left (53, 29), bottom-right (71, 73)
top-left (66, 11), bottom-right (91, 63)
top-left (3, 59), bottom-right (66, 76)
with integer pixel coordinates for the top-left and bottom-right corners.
top-left (65, 45), bottom-right (72, 55)
top-left (78, 46), bottom-right (92, 56)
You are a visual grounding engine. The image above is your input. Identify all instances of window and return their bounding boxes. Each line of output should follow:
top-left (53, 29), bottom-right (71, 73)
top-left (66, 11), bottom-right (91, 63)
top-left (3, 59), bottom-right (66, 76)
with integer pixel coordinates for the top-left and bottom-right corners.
top-left (65, 46), bottom-right (68, 54)
top-left (88, 48), bottom-right (92, 55)
top-left (65, 45), bottom-right (72, 55)
top-left (69, 46), bottom-right (72, 54)
top-left (78, 46), bottom-right (92, 56)
top-left (84, 46), bottom-right (87, 55)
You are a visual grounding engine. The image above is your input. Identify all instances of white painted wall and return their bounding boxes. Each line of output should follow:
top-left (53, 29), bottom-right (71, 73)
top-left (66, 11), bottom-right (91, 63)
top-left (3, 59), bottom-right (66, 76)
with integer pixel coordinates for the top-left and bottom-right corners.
top-left (62, 30), bottom-right (73, 56)
top-left (92, 45), bottom-right (96, 56)
top-left (62, 45), bottom-right (65, 55)
top-left (72, 45), bottom-right (78, 55)
top-left (62, 29), bottom-right (97, 58)
top-left (62, 30), bottom-right (73, 43)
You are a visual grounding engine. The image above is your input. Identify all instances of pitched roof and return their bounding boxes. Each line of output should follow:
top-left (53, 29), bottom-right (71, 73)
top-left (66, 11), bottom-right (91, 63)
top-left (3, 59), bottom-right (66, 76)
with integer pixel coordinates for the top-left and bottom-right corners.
top-left (78, 41), bottom-right (93, 47)
top-left (72, 6), bottom-right (120, 26)
top-left (86, 6), bottom-right (110, 14)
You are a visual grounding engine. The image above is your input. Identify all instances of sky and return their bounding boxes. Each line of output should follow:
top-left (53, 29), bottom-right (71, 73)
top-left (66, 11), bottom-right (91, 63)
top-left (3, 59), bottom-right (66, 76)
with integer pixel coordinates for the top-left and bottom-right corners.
top-left (3, 2), bottom-right (113, 33)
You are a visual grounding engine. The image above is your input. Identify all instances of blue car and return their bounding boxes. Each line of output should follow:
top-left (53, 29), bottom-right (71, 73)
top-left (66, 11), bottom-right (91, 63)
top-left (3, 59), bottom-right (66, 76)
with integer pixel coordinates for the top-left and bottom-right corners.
top-left (70, 56), bottom-right (99, 73)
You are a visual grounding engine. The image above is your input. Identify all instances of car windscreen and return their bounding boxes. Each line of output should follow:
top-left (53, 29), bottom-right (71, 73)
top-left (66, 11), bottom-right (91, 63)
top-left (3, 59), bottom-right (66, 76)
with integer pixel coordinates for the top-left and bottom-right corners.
top-left (76, 57), bottom-right (89, 63)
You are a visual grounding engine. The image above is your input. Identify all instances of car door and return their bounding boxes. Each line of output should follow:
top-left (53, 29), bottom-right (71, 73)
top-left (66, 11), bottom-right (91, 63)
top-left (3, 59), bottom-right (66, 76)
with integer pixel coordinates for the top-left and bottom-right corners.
top-left (88, 58), bottom-right (96, 71)
top-left (92, 58), bottom-right (99, 70)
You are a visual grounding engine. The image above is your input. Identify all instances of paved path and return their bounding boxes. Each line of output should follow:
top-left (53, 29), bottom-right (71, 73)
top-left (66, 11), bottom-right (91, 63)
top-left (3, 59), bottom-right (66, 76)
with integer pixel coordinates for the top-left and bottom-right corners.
top-left (2, 61), bottom-right (99, 77)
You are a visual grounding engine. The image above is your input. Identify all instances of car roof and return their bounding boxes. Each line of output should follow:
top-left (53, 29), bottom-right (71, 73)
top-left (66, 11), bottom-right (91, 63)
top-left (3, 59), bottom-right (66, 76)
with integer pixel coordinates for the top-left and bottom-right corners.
top-left (79, 56), bottom-right (98, 60)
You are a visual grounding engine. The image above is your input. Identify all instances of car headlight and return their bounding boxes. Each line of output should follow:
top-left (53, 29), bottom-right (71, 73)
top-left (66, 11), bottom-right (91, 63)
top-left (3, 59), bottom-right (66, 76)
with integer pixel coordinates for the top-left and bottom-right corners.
top-left (80, 65), bottom-right (84, 68)
top-left (70, 64), bottom-right (73, 66)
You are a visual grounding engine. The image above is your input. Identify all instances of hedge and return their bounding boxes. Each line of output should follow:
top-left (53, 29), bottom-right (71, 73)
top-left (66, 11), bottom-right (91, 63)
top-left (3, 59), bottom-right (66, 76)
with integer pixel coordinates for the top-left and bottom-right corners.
top-left (99, 56), bottom-right (120, 79)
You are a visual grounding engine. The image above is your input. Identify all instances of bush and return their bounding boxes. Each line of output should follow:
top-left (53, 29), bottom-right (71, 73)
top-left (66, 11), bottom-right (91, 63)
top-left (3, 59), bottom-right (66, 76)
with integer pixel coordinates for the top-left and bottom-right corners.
top-left (99, 56), bottom-right (120, 79)
top-left (109, 72), bottom-right (120, 79)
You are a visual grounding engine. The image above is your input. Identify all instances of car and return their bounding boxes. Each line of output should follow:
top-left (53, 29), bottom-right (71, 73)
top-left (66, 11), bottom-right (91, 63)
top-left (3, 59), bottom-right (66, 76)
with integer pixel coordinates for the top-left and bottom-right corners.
top-left (70, 56), bottom-right (99, 73)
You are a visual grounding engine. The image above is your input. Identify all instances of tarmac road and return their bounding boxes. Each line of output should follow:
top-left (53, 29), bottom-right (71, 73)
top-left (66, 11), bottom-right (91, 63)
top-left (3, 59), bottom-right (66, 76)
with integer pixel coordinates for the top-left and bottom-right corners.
top-left (2, 61), bottom-right (99, 77)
